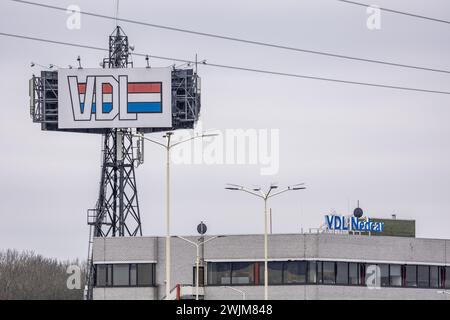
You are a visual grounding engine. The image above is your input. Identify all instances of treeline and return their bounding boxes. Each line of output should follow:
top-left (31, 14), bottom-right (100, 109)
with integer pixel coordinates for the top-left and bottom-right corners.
top-left (0, 249), bottom-right (86, 300)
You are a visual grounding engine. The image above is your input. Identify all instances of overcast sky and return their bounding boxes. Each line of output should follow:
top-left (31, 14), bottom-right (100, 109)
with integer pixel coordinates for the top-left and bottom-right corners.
top-left (1, 0), bottom-right (450, 261)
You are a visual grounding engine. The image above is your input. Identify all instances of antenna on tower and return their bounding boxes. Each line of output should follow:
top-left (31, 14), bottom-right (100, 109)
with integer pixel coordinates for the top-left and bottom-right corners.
top-left (115, 0), bottom-right (120, 28)
top-left (195, 53), bottom-right (198, 75)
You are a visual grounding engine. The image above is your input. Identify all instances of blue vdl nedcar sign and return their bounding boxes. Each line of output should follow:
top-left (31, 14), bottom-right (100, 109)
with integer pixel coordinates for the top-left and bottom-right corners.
top-left (325, 215), bottom-right (385, 233)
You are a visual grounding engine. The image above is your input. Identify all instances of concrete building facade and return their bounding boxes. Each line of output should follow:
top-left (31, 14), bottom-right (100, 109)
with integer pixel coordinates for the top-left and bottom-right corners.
top-left (92, 233), bottom-right (450, 300)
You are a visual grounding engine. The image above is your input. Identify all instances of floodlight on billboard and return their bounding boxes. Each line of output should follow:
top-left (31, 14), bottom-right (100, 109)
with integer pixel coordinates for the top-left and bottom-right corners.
top-left (58, 67), bottom-right (172, 129)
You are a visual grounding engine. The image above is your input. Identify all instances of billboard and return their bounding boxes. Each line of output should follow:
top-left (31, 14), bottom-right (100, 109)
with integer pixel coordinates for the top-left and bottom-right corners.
top-left (58, 67), bottom-right (172, 129)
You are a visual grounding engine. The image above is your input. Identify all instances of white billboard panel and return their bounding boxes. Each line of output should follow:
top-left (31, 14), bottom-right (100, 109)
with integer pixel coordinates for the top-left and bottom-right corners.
top-left (58, 67), bottom-right (172, 129)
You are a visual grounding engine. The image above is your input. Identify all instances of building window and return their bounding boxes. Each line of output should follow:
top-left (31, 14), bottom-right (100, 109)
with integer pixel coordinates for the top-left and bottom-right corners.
top-left (137, 264), bottom-right (154, 286)
top-left (349, 263), bottom-right (360, 285)
top-left (360, 264), bottom-right (366, 285)
top-left (208, 262), bottom-right (231, 285)
top-left (307, 261), bottom-right (317, 284)
top-left (231, 262), bottom-right (254, 285)
top-left (317, 261), bottom-right (323, 284)
top-left (106, 265), bottom-right (113, 286)
top-left (336, 262), bottom-right (348, 285)
top-left (445, 267), bottom-right (450, 289)
top-left (365, 264), bottom-right (378, 287)
top-left (389, 264), bottom-right (402, 287)
top-left (130, 264), bottom-right (137, 286)
top-left (260, 262), bottom-right (283, 285)
top-left (95, 263), bottom-right (154, 287)
top-left (429, 266), bottom-right (439, 288)
top-left (206, 261), bottom-right (448, 289)
top-left (284, 261), bottom-right (307, 284)
top-left (380, 264), bottom-right (389, 287)
top-left (96, 264), bottom-right (108, 287)
top-left (323, 262), bottom-right (335, 284)
top-left (418, 265), bottom-right (430, 288)
top-left (405, 265), bottom-right (417, 287)
top-left (113, 264), bottom-right (130, 286)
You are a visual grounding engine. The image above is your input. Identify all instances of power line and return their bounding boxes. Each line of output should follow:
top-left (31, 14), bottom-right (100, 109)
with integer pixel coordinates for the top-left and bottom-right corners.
top-left (1, 31), bottom-right (449, 96)
top-left (8, 0), bottom-right (450, 75)
top-left (0, 32), bottom-right (191, 64)
top-left (336, 0), bottom-right (450, 25)
top-left (205, 62), bottom-right (450, 96)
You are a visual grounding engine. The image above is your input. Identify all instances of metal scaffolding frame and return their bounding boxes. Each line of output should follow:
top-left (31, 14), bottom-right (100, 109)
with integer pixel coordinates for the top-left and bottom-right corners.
top-left (85, 27), bottom-right (142, 300)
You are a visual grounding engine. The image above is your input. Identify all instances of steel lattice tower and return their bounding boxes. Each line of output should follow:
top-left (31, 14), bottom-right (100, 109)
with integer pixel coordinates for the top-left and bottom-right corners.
top-left (93, 26), bottom-right (142, 237)
top-left (85, 26), bottom-right (142, 299)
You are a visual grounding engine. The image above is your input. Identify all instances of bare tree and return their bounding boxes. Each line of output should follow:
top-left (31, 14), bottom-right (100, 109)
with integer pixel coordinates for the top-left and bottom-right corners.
top-left (0, 249), bottom-right (86, 300)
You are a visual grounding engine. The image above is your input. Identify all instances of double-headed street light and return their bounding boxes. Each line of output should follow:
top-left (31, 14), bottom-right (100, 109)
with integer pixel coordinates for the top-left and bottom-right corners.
top-left (134, 131), bottom-right (218, 299)
top-left (176, 235), bottom-right (224, 300)
top-left (225, 183), bottom-right (306, 300)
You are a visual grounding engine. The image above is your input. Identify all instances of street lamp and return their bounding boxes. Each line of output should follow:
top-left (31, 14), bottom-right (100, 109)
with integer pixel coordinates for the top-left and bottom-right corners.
top-left (225, 183), bottom-right (306, 300)
top-left (176, 235), bottom-right (224, 300)
top-left (134, 131), bottom-right (218, 300)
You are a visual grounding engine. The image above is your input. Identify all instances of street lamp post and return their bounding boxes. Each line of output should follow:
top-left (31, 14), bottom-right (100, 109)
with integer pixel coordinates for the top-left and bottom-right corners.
top-left (222, 286), bottom-right (246, 300)
top-left (134, 131), bottom-right (218, 300)
top-left (225, 183), bottom-right (306, 300)
top-left (176, 235), bottom-right (223, 300)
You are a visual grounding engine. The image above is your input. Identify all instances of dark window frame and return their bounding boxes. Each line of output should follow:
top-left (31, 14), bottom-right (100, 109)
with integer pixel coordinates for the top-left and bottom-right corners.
top-left (204, 260), bottom-right (448, 290)
top-left (336, 262), bottom-right (349, 285)
top-left (389, 264), bottom-right (402, 287)
top-left (417, 265), bottom-right (430, 288)
top-left (283, 261), bottom-right (307, 285)
top-left (307, 261), bottom-right (318, 284)
top-left (405, 265), bottom-right (418, 288)
top-left (348, 262), bottom-right (361, 286)
top-left (379, 264), bottom-right (390, 287)
top-left (94, 263), bottom-right (155, 288)
top-left (231, 262), bottom-right (256, 285)
top-left (322, 261), bottom-right (336, 285)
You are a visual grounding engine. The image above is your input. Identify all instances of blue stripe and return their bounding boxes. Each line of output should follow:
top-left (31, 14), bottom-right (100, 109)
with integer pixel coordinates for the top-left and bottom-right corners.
top-left (127, 102), bottom-right (162, 113)
top-left (80, 102), bottom-right (161, 114)
top-left (80, 103), bottom-right (113, 113)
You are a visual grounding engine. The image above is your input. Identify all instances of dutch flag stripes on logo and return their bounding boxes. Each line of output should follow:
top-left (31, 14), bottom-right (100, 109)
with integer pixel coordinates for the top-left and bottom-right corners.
top-left (77, 82), bottom-right (162, 114)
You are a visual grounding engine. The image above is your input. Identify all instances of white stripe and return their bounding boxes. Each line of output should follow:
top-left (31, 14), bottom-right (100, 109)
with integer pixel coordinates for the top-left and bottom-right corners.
top-left (127, 93), bottom-right (161, 103)
top-left (102, 94), bottom-right (112, 103)
top-left (79, 94), bottom-right (112, 103)
top-left (80, 93), bottom-right (159, 103)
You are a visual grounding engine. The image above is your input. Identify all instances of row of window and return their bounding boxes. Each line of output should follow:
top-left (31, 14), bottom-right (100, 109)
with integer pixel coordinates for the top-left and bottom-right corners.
top-left (207, 261), bottom-right (450, 289)
top-left (95, 263), bottom-right (156, 287)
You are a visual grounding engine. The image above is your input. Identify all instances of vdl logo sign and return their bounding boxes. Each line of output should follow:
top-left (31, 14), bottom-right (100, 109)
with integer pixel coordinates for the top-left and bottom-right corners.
top-left (68, 77), bottom-right (163, 121)
top-left (58, 68), bottom-right (172, 129)
top-left (325, 215), bottom-right (384, 233)
top-left (325, 206), bottom-right (384, 233)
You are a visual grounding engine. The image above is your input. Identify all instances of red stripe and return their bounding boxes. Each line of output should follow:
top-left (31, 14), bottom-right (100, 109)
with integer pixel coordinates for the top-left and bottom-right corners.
top-left (128, 83), bottom-right (161, 93)
top-left (77, 83), bottom-right (112, 94)
top-left (78, 84), bottom-right (86, 94)
top-left (102, 84), bottom-right (113, 94)
top-left (77, 83), bottom-right (160, 94)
